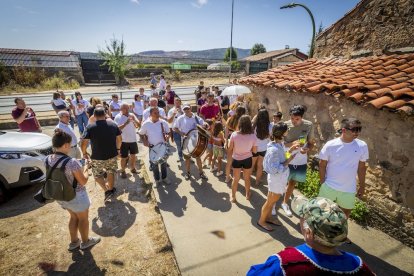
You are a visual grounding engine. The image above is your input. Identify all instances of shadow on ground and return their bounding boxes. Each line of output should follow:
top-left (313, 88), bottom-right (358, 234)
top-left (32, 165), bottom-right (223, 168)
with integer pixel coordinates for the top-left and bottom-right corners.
top-left (0, 183), bottom-right (44, 218)
top-left (41, 250), bottom-right (106, 275)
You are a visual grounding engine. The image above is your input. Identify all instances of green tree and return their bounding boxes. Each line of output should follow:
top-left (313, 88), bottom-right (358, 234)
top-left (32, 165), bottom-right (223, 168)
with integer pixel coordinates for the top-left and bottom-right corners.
top-left (224, 47), bottom-right (238, 62)
top-left (99, 36), bottom-right (129, 85)
top-left (250, 43), bottom-right (266, 55)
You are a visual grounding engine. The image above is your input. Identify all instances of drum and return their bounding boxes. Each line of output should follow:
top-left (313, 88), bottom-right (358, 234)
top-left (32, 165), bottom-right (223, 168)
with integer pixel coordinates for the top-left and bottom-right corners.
top-left (149, 142), bottom-right (169, 164)
top-left (182, 125), bottom-right (210, 158)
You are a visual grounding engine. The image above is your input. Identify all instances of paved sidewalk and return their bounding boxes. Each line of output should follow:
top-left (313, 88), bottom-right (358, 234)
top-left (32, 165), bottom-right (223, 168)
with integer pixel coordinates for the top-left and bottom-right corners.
top-left (139, 144), bottom-right (414, 275)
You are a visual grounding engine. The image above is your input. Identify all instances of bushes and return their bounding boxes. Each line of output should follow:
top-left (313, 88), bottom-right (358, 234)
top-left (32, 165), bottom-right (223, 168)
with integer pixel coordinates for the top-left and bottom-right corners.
top-left (162, 69), bottom-right (181, 82)
top-left (0, 65), bottom-right (79, 92)
top-left (297, 168), bottom-right (369, 223)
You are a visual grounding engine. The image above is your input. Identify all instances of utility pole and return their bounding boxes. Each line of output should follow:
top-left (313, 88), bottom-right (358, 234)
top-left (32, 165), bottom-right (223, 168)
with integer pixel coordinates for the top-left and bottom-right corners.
top-left (280, 3), bottom-right (316, 58)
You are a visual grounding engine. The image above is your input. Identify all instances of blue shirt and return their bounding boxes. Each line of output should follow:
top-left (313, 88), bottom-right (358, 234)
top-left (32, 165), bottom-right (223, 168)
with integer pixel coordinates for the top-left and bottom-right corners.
top-left (247, 244), bottom-right (364, 275)
top-left (262, 142), bottom-right (287, 175)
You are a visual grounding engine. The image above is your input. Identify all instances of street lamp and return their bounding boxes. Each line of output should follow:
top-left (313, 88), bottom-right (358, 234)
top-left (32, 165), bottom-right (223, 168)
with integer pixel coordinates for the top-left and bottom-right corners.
top-left (229, 0), bottom-right (235, 82)
top-left (280, 2), bottom-right (316, 58)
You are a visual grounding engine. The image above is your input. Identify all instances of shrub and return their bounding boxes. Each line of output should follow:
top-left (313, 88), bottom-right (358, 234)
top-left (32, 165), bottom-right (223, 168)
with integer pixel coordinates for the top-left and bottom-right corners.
top-left (0, 62), bottom-right (11, 87)
top-left (297, 169), bottom-right (321, 198)
top-left (297, 168), bottom-right (369, 223)
top-left (351, 199), bottom-right (369, 223)
top-left (41, 72), bottom-right (79, 90)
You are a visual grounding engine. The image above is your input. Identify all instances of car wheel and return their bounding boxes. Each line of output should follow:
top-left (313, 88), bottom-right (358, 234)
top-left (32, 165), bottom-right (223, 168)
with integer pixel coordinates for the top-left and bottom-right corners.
top-left (0, 181), bottom-right (9, 203)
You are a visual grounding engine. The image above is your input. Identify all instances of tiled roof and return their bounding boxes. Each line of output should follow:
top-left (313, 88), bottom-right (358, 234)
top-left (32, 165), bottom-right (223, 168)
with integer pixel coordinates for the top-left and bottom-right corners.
top-left (242, 48), bottom-right (307, 62)
top-left (239, 54), bottom-right (414, 116)
top-left (0, 48), bottom-right (80, 68)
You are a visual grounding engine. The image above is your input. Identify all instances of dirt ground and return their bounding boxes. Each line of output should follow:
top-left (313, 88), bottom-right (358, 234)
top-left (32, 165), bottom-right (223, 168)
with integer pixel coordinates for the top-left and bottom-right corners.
top-left (0, 156), bottom-right (179, 275)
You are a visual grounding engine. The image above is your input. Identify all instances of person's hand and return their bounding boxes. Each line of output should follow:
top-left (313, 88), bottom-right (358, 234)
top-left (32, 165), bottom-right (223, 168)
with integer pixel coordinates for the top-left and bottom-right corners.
top-left (357, 186), bottom-right (365, 199)
top-left (300, 147), bottom-right (310, 154)
top-left (289, 142), bottom-right (300, 153)
top-left (83, 152), bottom-right (90, 160)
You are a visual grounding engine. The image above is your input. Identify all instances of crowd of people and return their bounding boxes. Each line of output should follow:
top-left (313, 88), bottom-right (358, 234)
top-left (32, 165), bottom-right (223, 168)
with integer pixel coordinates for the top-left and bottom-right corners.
top-left (10, 74), bottom-right (374, 274)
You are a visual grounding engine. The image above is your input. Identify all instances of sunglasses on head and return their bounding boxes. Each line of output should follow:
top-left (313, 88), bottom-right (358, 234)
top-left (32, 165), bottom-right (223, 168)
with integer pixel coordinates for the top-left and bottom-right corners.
top-left (345, 126), bottom-right (362, 133)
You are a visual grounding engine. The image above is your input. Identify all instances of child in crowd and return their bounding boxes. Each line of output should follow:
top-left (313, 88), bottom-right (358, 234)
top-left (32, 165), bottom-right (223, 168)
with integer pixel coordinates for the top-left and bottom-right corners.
top-left (203, 119), bottom-right (214, 169)
top-left (270, 112), bottom-right (283, 131)
top-left (257, 122), bottom-right (298, 231)
top-left (211, 121), bottom-right (225, 176)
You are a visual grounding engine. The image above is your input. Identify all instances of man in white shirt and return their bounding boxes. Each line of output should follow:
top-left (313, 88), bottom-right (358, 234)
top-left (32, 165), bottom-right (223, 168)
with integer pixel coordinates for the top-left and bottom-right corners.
top-left (174, 105), bottom-right (208, 180)
top-left (109, 94), bottom-right (122, 119)
top-left (114, 103), bottom-right (140, 179)
top-left (55, 110), bottom-right (81, 159)
top-left (139, 107), bottom-right (170, 185)
top-left (139, 87), bottom-right (150, 108)
top-left (142, 98), bottom-right (167, 122)
top-left (167, 97), bottom-right (184, 161)
top-left (318, 118), bottom-right (369, 218)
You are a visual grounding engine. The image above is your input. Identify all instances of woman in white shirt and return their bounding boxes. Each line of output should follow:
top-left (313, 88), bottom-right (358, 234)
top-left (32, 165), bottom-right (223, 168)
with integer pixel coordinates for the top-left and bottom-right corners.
top-left (252, 109), bottom-right (271, 185)
top-left (71, 91), bottom-right (89, 134)
top-left (132, 93), bottom-right (145, 122)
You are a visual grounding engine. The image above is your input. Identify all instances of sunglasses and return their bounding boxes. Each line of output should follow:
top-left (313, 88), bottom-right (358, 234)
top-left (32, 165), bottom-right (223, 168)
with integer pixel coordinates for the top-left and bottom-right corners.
top-left (345, 126), bottom-right (362, 133)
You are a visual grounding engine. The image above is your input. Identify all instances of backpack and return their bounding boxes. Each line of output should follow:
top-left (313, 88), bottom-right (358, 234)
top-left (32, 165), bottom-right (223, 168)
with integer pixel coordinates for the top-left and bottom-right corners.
top-left (38, 154), bottom-right (78, 202)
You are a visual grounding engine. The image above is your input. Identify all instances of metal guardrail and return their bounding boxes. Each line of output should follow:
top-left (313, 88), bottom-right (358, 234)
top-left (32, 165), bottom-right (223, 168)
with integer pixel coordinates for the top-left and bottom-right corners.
top-left (0, 84), bottom-right (232, 115)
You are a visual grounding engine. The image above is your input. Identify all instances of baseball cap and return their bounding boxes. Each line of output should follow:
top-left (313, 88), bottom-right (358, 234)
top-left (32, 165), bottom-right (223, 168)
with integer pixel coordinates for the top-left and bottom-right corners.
top-left (291, 196), bottom-right (348, 247)
top-left (182, 105), bottom-right (191, 110)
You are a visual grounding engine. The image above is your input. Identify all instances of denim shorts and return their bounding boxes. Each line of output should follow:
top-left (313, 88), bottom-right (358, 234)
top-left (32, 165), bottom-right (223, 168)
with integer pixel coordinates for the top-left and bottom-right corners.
top-left (288, 164), bottom-right (307, 183)
top-left (58, 189), bottom-right (91, 213)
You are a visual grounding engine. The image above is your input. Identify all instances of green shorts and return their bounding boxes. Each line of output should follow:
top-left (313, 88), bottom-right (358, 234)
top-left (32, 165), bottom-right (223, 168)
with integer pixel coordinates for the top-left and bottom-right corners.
top-left (288, 164), bottom-right (307, 183)
top-left (318, 183), bottom-right (356, 210)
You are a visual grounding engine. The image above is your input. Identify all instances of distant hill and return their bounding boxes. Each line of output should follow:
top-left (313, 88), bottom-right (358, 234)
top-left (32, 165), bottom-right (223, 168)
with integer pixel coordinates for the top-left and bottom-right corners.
top-left (137, 48), bottom-right (251, 61)
top-left (80, 48), bottom-right (251, 65)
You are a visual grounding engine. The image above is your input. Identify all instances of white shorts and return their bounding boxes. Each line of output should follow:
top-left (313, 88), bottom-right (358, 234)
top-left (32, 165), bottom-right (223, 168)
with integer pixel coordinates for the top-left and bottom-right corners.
top-left (58, 189), bottom-right (91, 213)
top-left (267, 168), bottom-right (290, 195)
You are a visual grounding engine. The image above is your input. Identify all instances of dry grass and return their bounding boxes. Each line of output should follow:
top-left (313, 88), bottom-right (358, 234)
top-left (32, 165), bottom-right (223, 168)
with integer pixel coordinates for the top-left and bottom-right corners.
top-left (0, 158), bottom-right (179, 275)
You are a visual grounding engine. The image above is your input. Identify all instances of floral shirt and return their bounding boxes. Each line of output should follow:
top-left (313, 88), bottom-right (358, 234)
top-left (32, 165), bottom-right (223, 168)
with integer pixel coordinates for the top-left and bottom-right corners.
top-left (46, 154), bottom-right (84, 192)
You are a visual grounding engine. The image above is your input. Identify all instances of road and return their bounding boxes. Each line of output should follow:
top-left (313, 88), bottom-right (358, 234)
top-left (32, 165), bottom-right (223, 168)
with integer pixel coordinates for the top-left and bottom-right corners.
top-left (0, 86), bottom-right (205, 114)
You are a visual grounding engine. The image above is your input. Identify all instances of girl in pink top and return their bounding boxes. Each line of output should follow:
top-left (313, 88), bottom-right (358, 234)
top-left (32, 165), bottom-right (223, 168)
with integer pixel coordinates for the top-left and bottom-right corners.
top-left (228, 115), bottom-right (257, 203)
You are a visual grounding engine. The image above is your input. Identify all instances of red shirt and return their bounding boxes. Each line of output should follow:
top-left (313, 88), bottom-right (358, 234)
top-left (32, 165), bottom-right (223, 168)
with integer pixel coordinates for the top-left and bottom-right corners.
top-left (200, 103), bottom-right (220, 120)
top-left (11, 107), bottom-right (39, 132)
top-left (165, 91), bottom-right (176, 105)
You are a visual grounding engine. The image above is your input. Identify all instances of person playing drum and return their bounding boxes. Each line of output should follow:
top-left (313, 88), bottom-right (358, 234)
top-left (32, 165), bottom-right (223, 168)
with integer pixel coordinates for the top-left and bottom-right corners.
top-left (174, 105), bottom-right (208, 181)
top-left (139, 107), bottom-right (170, 186)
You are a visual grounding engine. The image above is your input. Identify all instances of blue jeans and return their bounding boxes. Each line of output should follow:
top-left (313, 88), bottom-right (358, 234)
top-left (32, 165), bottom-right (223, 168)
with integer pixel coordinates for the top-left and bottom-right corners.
top-left (76, 112), bottom-right (88, 134)
top-left (151, 161), bottom-right (167, 181)
top-left (173, 131), bottom-right (183, 159)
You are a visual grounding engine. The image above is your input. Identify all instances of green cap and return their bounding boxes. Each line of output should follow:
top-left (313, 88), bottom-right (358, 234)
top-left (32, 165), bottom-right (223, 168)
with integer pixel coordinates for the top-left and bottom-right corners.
top-left (291, 196), bottom-right (348, 247)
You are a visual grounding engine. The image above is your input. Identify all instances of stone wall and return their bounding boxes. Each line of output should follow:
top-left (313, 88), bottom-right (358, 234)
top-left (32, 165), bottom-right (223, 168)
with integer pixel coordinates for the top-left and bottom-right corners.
top-left (247, 86), bottom-right (414, 248)
top-left (314, 0), bottom-right (414, 58)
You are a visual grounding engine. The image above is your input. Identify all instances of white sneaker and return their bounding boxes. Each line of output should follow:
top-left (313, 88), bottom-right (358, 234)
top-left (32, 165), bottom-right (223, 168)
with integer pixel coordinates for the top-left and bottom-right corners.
top-left (68, 239), bottom-right (81, 251)
top-left (271, 205), bottom-right (277, 216)
top-left (216, 171), bottom-right (224, 177)
top-left (281, 203), bottom-right (293, 217)
top-left (80, 237), bottom-right (101, 250)
top-left (210, 167), bottom-right (217, 172)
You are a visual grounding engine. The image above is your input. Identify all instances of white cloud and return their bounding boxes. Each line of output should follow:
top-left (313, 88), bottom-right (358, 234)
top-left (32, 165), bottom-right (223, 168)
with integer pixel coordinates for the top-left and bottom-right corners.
top-left (130, 0), bottom-right (140, 4)
top-left (191, 0), bottom-right (208, 8)
top-left (177, 40), bottom-right (184, 44)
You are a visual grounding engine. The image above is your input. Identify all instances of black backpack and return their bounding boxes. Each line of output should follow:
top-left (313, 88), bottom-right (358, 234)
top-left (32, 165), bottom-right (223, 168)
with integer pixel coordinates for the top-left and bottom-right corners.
top-left (34, 153), bottom-right (78, 203)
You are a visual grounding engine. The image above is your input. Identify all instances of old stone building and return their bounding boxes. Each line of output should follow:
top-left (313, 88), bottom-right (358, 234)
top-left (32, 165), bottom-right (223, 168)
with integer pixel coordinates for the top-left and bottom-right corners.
top-left (314, 0), bottom-right (414, 58)
top-left (242, 48), bottom-right (307, 75)
top-left (239, 54), bottom-right (414, 248)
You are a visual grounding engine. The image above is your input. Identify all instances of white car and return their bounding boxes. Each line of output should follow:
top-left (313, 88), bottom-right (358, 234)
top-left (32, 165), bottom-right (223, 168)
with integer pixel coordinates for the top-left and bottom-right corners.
top-left (0, 131), bottom-right (52, 200)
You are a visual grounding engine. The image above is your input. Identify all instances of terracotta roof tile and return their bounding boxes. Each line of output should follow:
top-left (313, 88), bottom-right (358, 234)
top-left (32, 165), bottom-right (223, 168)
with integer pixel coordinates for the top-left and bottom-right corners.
top-left (239, 53), bottom-right (414, 116)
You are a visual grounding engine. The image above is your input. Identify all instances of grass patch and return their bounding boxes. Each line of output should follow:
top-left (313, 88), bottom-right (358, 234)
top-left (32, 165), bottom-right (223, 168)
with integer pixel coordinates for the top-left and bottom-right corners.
top-left (297, 168), bottom-right (369, 223)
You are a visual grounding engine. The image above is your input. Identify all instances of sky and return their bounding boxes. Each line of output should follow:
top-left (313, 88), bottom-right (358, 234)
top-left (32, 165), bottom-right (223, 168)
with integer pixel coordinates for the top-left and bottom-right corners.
top-left (0, 0), bottom-right (360, 54)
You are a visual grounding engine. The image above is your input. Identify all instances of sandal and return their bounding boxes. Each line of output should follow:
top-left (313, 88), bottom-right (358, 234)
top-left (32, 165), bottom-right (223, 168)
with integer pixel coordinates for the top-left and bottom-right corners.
top-left (266, 219), bottom-right (282, 226)
top-left (257, 222), bottom-right (273, 232)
